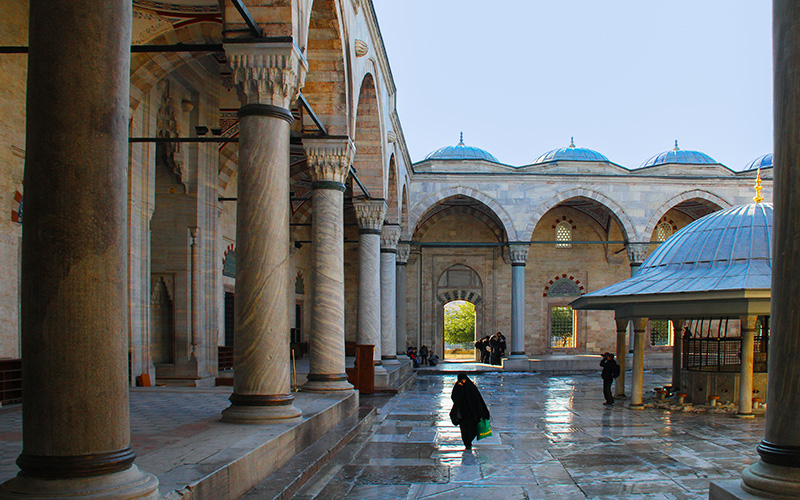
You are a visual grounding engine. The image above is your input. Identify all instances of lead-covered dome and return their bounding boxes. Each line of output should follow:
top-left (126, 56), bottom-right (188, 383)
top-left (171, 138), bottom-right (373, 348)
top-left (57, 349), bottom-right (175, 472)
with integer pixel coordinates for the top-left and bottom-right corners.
top-left (744, 153), bottom-right (773, 171)
top-left (424, 133), bottom-right (499, 163)
top-left (534, 138), bottom-right (609, 163)
top-left (640, 140), bottom-right (719, 168)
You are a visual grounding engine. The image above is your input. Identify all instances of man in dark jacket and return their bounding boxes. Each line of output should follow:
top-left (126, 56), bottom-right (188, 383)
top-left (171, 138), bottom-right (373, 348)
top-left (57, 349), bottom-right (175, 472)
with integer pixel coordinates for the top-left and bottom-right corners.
top-left (600, 352), bottom-right (618, 405)
top-left (475, 336), bottom-right (490, 364)
top-left (449, 372), bottom-right (490, 449)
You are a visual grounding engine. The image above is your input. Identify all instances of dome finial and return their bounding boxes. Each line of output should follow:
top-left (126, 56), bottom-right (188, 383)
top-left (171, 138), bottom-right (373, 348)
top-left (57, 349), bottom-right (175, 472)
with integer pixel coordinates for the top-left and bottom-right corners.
top-left (754, 168), bottom-right (764, 203)
top-left (569, 136), bottom-right (575, 148)
top-left (674, 140), bottom-right (680, 151)
top-left (458, 132), bottom-right (464, 146)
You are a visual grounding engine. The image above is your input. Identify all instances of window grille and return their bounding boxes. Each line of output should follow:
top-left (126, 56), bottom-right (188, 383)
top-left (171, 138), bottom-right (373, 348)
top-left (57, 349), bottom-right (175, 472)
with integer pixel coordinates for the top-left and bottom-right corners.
top-left (650, 320), bottom-right (672, 346)
top-left (555, 221), bottom-right (572, 248)
top-left (655, 221), bottom-right (673, 242)
top-left (550, 306), bottom-right (576, 347)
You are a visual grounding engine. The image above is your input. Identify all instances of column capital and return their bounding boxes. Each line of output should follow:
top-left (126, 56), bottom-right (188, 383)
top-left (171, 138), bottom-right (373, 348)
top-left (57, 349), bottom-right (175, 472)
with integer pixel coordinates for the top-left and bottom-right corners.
top-left (224, 41), bottom-right (308, 109)
top-left (303, 137), bottom-right (355, 185)
top-left (353, 199), bottom-right (387, 232)
top-left (508, 243), bottom-right (530, 265)
top-left (381, 224), bottom-right (401, 251)
top-left (396, 243), bottom-right (411, 264)
top-left (625, 242), bottom-right (649, 266)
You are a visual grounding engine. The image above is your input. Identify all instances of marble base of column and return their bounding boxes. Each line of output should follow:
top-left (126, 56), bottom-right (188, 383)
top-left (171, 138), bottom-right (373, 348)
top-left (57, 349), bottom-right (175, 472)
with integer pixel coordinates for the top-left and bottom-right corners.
top-left (0, 465), bottom-right (159, 500)
top-left (301, 373), bottom-right (353, 393)
top-left (707, 460), bottom-right (800, 499)
top-left (381, 355), bottom-right (401, 365)
top-left (221, 394), bottom-right (301, 424)
top-left (374, 361), bottom-right (388, 375)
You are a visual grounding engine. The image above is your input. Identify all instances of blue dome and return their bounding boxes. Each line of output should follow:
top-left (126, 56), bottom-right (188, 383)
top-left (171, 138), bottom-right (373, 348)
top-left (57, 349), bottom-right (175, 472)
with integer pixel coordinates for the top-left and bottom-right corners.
top-left (534, 138), bottom-right (609, 163)
top-left (424, 134), bottom-right (499, 163)
top-left (640, 141), bottom-right (719, 168)
top-left (744, 153), bottom-right (773, 171)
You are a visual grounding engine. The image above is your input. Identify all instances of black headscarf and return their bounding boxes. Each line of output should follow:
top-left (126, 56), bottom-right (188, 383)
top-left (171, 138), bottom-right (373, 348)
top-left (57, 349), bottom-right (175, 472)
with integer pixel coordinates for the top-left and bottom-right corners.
top-left (449, 373), bottom-right (490, 426)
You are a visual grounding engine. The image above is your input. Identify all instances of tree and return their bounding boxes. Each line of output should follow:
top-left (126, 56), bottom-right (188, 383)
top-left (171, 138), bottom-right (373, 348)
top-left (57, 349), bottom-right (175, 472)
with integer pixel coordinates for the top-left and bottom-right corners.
top-left (444, 301), bottom-right (475, 345)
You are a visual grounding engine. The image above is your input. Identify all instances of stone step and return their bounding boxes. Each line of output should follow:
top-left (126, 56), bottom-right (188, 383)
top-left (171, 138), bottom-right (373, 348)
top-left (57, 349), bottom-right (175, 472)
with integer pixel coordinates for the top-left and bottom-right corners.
top-left (239, 406), bottom-right (377, 500)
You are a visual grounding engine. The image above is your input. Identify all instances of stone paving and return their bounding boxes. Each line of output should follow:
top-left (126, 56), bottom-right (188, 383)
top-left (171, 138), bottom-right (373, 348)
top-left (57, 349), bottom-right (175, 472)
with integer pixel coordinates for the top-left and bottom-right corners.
top-left (291, 372), bottom-right (765, 500)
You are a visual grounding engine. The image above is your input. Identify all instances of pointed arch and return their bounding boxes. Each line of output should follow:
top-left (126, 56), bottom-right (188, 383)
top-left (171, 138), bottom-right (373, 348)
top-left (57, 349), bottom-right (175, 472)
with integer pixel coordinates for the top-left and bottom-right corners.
top-left (408, 186), bottom-right (515, 240)
top-left (385, 154), bottom-right (399, 224)
top-left (644, 190), bottom-right (731, 238)
top-left (521, 188), bottom-right (637, 243)
top-left (352, 72), bottom-right (385, 198)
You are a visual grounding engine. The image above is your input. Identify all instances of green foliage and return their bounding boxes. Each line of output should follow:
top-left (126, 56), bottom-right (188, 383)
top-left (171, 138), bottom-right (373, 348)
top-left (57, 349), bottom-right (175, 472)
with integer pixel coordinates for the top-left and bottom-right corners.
top-left (444, 301), bottom-right (475, 344)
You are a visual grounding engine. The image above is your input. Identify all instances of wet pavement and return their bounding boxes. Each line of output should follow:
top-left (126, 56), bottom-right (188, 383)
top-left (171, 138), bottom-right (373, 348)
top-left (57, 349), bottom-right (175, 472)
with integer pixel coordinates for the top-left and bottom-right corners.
top-left (291, 372), bottom-right (765, 500)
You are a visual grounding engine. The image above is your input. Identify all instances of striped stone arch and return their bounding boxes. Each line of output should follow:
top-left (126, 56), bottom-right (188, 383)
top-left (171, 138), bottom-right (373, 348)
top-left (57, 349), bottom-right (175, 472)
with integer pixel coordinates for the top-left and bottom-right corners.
top-left (643, 190), bottom-right (732, 238)
top-left (292, 201), bottom-right (314, 225)
top-left (415, 204), bottom-right (506, 242)
top-left (408, 186), bottom-right (516, 240)
top-left (542, 275), bottom-right (585, 297)
top-left (521, 188), bottom-right (638, 243)
top-left (222, 243), bottom-right (236, 278)
top-left (218, 149), bottom-right (238, 196)
top-left (10, 186), bottom-right (22, 224)
top-left (436, 289), bottom-right (483, 305)
top-left (129, 22), bottom-right (223, 113)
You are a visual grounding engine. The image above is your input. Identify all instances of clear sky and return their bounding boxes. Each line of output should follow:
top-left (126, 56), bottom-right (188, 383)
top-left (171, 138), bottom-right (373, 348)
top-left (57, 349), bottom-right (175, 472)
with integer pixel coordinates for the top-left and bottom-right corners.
top-left (371, 1), bottom-right (772, 171)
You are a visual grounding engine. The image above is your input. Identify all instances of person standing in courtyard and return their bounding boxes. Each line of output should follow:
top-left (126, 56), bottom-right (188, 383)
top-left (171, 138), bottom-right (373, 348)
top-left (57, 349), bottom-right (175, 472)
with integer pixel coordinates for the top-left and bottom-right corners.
top-left (600, 352), bottom-right (619, 405)
top-left (449, 372), bottom-right (490, 450)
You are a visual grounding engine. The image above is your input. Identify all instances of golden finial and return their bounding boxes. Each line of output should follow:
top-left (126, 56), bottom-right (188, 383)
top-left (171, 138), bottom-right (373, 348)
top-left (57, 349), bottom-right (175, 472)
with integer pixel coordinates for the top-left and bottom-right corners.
top-left (754, 168), bottom-right (764, 203)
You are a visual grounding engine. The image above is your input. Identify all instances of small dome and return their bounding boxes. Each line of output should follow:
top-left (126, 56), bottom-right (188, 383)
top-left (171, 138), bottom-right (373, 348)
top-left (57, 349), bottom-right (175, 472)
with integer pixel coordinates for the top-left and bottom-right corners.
top-left (744, 153), bottom-right (773, 171)
top-left (640, 140), bottom-right (719, 168)
top-left (534, 138), bottom-right (609, 163)
top-left (636, 202), bottom-right (772, 290)
top-left (424, 133), bottom-right (499, 163)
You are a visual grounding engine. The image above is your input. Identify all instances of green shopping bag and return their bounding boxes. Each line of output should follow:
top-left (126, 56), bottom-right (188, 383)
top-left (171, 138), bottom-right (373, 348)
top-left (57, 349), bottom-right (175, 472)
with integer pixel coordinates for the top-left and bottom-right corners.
top-left (476, 418), bottom-right (492, 440)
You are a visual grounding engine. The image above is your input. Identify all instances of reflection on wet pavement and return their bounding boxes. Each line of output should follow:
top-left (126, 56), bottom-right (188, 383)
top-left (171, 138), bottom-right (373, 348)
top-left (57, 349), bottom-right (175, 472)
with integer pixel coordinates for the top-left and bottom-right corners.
top-left (292, 372), bottom-right (764, 499)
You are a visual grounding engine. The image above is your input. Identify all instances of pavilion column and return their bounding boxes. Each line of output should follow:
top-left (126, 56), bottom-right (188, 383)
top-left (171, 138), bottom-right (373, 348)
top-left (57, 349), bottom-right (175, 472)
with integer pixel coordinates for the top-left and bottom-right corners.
top-left (507, 244), bottom-right (530, 368)
top-left (301, 138), bottom-right (355, 392)
top-left (614, 318), bottom-right (629, 399)
top-left (736, 315), bottom-right (758, 419)
top-left (629, 318), bottom-right (648, 409)
top-left (395, 243), bottom-right (411, 356)
top-left (354, 200), bottom-right (387, 371)
top-left (380, 225), bottom-right (401, 364)
top-left (220, 42), bottom-right (307, 423)
top-left (670, 318), bottom-right (684, 391)
top-left (0, 0), bottom-right (160, 497)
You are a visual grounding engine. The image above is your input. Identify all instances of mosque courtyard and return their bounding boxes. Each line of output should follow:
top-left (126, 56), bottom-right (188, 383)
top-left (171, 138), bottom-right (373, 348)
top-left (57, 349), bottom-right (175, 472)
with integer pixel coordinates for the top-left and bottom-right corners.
top-left (269, 369), bottom-right (762, 500)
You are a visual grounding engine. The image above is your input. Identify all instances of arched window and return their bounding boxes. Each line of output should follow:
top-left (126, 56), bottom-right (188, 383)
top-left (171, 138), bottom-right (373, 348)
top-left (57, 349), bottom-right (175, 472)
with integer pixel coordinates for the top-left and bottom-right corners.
top-left (655, 221), bottom-right (673, 242)
top-left (555, 221), bottom-right (572, 248)
top-left (548, 279), bottom-right (581, 297)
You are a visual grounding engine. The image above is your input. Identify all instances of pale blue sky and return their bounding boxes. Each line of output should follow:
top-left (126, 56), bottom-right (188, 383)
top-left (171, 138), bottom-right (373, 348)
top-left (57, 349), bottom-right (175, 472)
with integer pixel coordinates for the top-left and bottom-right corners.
top-left (372, 1), bottom-right (772, 170)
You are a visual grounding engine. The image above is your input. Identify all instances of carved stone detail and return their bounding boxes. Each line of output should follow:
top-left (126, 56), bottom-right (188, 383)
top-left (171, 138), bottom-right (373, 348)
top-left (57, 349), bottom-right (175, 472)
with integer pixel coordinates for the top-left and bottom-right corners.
top-left (386, 129), bottom-right (397, 143)
top-left (156, 80), bottom-right (186, 186)
top-left (396, 243), bottom-right (411, 264)
top-left (381, 224), bottom-right (401, 250)
top-left (224, 42), bottom-right (308, 109)
top-left (509, 243), bottom-right (530, 265)
top-left (354, 39), bottom-right (368, 57)
top-left (626, 243), bottom-right (649, 265)
top-left (303, 137), bottom-right (355, 184)
top-left (353, 200), bottom-right (387, 231)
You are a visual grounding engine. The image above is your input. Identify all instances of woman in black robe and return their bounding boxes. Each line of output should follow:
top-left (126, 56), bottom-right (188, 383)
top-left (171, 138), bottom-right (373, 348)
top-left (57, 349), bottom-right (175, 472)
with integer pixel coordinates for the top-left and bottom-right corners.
top-left (449, 372), bottom-right (490, 449)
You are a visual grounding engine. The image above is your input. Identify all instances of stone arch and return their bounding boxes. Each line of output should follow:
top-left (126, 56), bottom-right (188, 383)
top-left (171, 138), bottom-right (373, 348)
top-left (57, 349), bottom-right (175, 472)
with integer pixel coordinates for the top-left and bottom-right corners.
top-left (10, 186), bottom-right (22, 224)
top-left (129, 22), bottom-right (223, 113)
top-left (400, 184), bottom-right (410, 238)
top-left (542, 275), bottom-right (585, 297)
top-left (385, 155), bottom-right (399, 224)
top-left (644, 190), bottom-right (732, 238)
top-left (302, 0), bottom-right (350, 136)
top-left (352, 72), bottom-right (385, 198)
top-left (219, 150), bottom-right (238, 196)
top-left (436, 289), bottom-right (484, 305)
top-left (522, 188), bottom-right (637, 243)
top-left (409, 186), bottom-right (515, 240)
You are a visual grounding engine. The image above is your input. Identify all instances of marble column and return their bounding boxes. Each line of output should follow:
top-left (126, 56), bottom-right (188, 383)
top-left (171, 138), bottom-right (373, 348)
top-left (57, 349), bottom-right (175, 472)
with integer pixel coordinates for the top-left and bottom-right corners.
top-left (629, 318), bottom-right (647, 409)
top-left (711, 4), bottom-right (800, 496)
top-left (626, 243), bottom-right (648, 276)
top-left (670, 319), bottom-right (684, 391)
top-left (380, 225), bottom-right (401, 364)
top-left (0, 1), bottom-right (160, 498)
top-left (221, 42), bottom-right (307, 423)
top-left (508, 244), bottom-right (530, 358)
top-left (301, 138), bottom-right (355, 392)
top-left (396, 243), bottom-right (411, 356)
top-left (736, 315), bottom-right (757, 419)
top-left (190, 226), bottom-right (200, 358)
top-left (614, 318), bottom-right (629, 399)
top-left (354, 200), bottom-right (387, 370)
